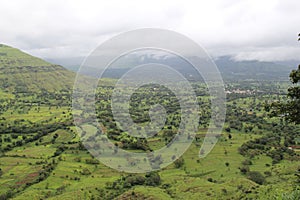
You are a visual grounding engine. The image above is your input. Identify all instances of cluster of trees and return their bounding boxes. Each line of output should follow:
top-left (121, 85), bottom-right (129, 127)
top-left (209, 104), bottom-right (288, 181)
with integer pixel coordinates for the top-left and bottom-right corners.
top-left (238, 133), bottom-right (296, 164)
top-left (238, 158), bottom-right (266, 185)
top-left (107, 172), bottom-right (161, 190)
top-left (85, 158), bottom-right (100, 165)
top-left (0, 123), bottom-right (72, 152)
top-left (247, 171), bottom-right (266, 185)
top-left (53, 145), bottom-right (66, 157)
top-left (269, 34), bottom-right (300, 124)
top-left (96, 84), bottom-right (181, 138)
top-left (226, 103), bottom-right (267, 133)
top-left (95, 82), bottom-right (213, 152)
top-left (267, 147), bottom-right (295, 164)
top-left (239, 135), bottom-right (280, 156)
top-left (0, 120), bottom-right (72, 135)
top-left (38, 160), bottom-right (58, 182)
top-left (117, 132), bottom-right (150, 151)
top-left (99, 172), bottom-right (162, 200)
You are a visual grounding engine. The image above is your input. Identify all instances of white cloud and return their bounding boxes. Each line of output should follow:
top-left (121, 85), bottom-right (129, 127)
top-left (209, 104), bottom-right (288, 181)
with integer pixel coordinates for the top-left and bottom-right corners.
top-left (233, 46), bottom-right (300, 62)
top-left (0, 0), bottom-right (299, 61)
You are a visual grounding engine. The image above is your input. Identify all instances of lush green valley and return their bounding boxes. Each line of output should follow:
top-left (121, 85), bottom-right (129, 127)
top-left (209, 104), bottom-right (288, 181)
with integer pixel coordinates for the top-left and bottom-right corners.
top-left (0, 45), bottom-right (299, 200)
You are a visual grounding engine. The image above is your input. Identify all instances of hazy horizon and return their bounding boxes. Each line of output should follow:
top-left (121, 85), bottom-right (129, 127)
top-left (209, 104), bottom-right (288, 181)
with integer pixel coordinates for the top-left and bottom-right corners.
top-left (1, 0), bottom-right (300, 63)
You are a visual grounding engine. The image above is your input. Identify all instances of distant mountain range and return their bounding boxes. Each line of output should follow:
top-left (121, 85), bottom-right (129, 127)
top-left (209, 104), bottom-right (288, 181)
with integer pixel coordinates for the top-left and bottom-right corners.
top-left (0, 43), bottom-right (296, 95)
top-left (47, 53), bottom-right (298, 81)
top-left (215, 56), bottom-right (296, 81)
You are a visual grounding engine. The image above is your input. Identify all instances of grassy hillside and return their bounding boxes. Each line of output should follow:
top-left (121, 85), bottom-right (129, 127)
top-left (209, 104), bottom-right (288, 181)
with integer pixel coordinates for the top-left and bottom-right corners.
top-left (0, 44), bottom-right (75, 93)
top-left (0, 46), bottom-right (299, 199)
top-left (0, 77), bottom-right (299, 199)
top-left (0, 44), bottom-right (52, 67)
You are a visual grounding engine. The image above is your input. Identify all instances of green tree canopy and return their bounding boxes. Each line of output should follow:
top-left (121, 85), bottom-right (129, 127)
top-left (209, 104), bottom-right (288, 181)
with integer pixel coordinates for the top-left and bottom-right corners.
top-left (268, 34), bottom-right (300, 124)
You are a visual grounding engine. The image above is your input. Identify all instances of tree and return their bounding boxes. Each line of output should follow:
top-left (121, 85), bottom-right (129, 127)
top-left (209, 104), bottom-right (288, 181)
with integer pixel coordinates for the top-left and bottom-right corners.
top-left (225, 162), bottom-right (230, 167)
top-left (145, 172), bottom-right (161, 186)
top-left (228, 133), bottom-right (232, 140)
top-left (174, 157), bottom-right (185, 168)
top-left (239, 166), bottom-right (250, 174)
top-left (247, 171), bottom-right (265, 185)
top-left (268, 34), bottom-right (300, 124)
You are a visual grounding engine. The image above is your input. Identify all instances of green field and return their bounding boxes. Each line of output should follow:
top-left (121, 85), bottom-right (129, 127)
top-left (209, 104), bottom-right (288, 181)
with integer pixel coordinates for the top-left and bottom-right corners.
top-left (1, 80), bottom-right (299, 199)
top-left (0, 45), bottom-right (299, 199)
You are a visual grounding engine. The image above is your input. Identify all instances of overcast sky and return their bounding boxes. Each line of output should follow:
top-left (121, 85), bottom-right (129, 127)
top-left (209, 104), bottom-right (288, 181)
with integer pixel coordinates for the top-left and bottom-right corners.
top-left (0, 0), bottom-right (299, 62)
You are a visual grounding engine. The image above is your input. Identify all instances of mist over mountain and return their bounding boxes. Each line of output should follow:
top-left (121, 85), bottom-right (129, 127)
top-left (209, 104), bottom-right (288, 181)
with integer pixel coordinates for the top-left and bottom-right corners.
top-left (48, 53), bottom-right (296, 81)
top-left (215, 56), bottom-right (296, 81)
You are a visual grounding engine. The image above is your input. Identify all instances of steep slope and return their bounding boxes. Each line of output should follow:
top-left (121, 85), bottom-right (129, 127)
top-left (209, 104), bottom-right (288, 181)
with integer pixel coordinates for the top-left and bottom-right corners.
top-left (0, 44), bottom-right (75, 93)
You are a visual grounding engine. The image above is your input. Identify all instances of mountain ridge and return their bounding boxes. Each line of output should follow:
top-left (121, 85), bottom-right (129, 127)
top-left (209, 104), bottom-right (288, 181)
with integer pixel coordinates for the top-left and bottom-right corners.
top-left (0, 44), bottom-right (75, 93)
top-left (52, 54), bottom-right (296, 81)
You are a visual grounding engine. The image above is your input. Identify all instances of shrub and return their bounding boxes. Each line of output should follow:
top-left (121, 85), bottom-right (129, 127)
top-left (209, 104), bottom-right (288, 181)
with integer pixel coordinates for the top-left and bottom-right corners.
top-left (207, 177), bottom-right (213, 182)
top-left (124, 175), bottom-right (145, 188)
top-left (145, 172), bottom-right (161, 186)
top-left (221, 188), bottom-right (227, 194)
top-left (242, 159), bottom-right (253, 166)
top-left (264, 171), bottom-right (272, 177)
top-left (225, 127), bottom-right (231, 133)
top-left (174, 157), bottom-right (184, 168)
top-left (247, 171), bottom-right (265, 185)
top-left (239, 166), bottom-right (250, 174)
top-left (73, 157), bottom-right (81, 162)
top-left (80, 168), bottom-right (91, 175)
top-left (85, 158), bottom-right (99, 164)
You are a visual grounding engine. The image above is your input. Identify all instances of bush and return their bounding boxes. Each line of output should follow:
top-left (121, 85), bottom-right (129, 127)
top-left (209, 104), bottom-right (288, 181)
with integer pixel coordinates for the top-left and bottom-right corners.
top-left (124, 175), bottom-right (146, 188)
top-left (174, 157), bottom-right (184, 168)
top-left (80, 168), bottom-right (91, 175)
top-left (145, 172), bottom-right (161, 186)
top-left (207, 177), bottom-right (213, 182)
top-left (73, 157), bottom-right (81, 162)
top-left (247, 171), bottom-right (265, 185)
top-left (264, 171), bottom-right (272, 177)
top-left (221, 188), bottom-right (227, 194)
top-left (108, 172), bottom-right (161, 191)
top-left (85, 158), bottom-right (100, 164)
top-left (225, 127), bottom-right (231, 133)
top-left (239, 166), bottom-right (250, 174)
top-left (242, 159), bottom-right (253, 166)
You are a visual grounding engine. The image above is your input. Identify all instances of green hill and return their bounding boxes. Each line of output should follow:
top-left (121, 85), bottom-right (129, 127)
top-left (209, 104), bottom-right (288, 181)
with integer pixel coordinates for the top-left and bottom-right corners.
top-left (0, 44), bottom-right (75, 93)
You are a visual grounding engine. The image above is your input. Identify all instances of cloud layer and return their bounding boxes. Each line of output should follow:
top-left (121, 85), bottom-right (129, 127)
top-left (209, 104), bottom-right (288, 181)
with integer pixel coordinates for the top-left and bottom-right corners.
top-left (0, 0), bottom-right (299, 61)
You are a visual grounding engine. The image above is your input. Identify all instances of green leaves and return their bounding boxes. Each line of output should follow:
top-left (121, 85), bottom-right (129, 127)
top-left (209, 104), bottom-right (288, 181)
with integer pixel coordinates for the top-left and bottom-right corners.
top-left (269, 36), bottom-right (300, 124)
top-left (289, 65), bottom-right (300, 84)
